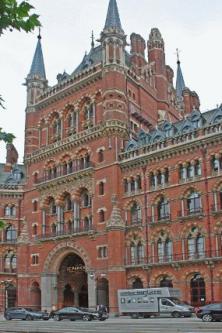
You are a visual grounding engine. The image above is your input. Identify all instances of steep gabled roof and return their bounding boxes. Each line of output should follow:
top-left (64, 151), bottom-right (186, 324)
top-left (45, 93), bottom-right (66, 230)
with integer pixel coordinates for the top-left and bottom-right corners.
top-left (29, 36), bottom-right (46, 79)
top-left (104, 0), bottom-right (123, 31)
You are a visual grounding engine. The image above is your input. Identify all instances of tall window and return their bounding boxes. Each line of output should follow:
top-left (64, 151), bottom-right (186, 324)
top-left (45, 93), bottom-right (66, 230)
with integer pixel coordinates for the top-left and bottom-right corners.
top-left (49, 199), bottom-right (57, 215)
top-left (98, 150), bottom-right (104, 163)
top-left (81, 192), bottom-right (91, 208)
top-left (130, 242), bottom-right (144, 264)
top-left (99, 182), bottom-right (105, 195)
top-left (4, 206), bottom-right (11, 216)
top-left (130, 203), bottom-right (142, 224)
top-left (187, 192), bottom-right (201, 214)
top-left (5, 225), bottom-right (17, 242)
top-left (99, 210), bottom-right (105, 223)
top-left (157, 197), bottom-right (170, 220)
top-left (157, 238), bottom-right (172, 262)
top-left (188, 231), bottom-right (205, 259)
top-left (4, 252), bottom-right (16, 273)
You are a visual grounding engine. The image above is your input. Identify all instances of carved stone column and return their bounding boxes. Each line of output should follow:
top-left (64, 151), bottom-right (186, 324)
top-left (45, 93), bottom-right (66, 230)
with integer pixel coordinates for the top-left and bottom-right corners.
top-left (41, 273), bottom-right (57, 312)
top-left (87, 272), bottom-right (96, 309)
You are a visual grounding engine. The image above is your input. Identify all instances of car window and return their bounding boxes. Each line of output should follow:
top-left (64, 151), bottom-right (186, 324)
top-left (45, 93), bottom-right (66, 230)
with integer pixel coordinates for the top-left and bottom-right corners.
top-left (207, 304), bottom-right (222, 310)
top-left (161, 299), bottom-right (173, 307)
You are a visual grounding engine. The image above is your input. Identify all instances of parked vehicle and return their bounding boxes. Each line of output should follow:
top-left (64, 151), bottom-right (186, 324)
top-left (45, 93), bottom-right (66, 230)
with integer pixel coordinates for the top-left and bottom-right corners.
top-left (4, 307), bottom-right (50, 320)
top-left (52, 306), bottom-right (108, 321)
top-left (195, 303), bottom-right (222, 322)
top-left (118, 288), bottom-right (194, 318)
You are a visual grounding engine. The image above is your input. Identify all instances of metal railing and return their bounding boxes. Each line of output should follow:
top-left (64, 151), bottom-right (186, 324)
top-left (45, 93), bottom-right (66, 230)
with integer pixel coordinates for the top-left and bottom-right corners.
top-left (36, 162), bottom-right (93, 184)
top-left (34, 222), bottom-right (95, 241)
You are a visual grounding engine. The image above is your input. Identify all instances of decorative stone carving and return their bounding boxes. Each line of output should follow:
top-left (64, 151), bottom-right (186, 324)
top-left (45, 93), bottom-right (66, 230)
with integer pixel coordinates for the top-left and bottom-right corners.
top-left (107, 194), bottom-right (125, 229)
top-left (17, 220), bottom-right (29, 244)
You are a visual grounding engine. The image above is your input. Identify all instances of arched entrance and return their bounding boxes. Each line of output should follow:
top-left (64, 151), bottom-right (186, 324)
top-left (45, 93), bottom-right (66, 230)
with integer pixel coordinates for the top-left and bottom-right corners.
top-left (132, 278), bottom-right (143, 289)
top-left (58, 253), bottom-right (88, 308)
top-left (190, 273), bottom-right (206, 306)
top-left (159, 276), bottom-right (173, 288)
top-left (6, 284), bottom-right (16, 309)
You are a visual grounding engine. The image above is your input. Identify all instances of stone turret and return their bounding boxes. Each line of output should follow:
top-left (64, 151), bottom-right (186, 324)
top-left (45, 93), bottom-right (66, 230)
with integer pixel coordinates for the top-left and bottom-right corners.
top-left (25, 33), bottom-right (48, 110)
top-left (148, 28), bottom-right (168, 102)
top-left (130, 33), bottom-right (147, 73)
top-left (100, 0), bottom-right (126, 67)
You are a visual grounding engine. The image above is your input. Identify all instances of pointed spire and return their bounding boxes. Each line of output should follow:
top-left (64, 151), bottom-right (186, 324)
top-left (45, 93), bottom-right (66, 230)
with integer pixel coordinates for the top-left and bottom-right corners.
top-left (91, 31), bottom-right (95, 49)
top-left (176, 49), bottom-right (185, 98)
top-left (104, 0), bottom-right (123, 32)
top-left (29, 32), bottom-right (46, 79)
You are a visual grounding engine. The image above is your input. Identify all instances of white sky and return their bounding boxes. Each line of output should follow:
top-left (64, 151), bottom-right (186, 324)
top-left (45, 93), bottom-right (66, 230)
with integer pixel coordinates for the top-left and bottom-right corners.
top-left (1, 0), bottom-right (222, 163)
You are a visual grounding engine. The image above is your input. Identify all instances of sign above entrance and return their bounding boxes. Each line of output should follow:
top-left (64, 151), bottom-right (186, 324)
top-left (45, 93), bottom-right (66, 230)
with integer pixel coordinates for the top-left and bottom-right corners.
top-left (67, 264), bottom-right (86, 273)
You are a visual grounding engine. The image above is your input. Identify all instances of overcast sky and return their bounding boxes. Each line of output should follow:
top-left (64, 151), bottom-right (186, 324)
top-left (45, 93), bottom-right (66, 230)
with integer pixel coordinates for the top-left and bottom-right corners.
top-left (1, 0), bottom-right (222, 163)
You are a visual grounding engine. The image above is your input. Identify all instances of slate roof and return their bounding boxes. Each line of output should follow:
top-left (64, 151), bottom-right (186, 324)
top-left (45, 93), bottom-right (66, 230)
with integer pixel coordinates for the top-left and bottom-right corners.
top-left (72, 45), bottom-right (103, 75)
top-left (29, 36), bottom-right (46, 79)
top-left (0, 164), bottom-right (26, 186)
top-left (104, 0), bottom-right (123, 31)
top-left (176, 61), bottom-right (185, 98)
top-left (126, 106), bottom-right (222, 151)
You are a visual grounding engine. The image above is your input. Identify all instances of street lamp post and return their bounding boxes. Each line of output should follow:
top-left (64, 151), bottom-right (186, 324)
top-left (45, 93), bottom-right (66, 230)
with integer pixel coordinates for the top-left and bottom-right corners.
top-left (0, 280), bottom-right (12, 312)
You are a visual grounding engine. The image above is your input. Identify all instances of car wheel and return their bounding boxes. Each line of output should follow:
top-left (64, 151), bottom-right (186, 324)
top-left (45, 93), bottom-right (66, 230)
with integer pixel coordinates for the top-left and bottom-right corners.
top-left (99, 317), bottom-right (106, 321)
top-left (130, 313), bottom-right (139, 319)
top-left (172, 311), bottom-right (181, 318)
top-left (26, 315), bottom-right (33, 321)
top-left (202, 314), bottom-right (213, 322)
top-left (53, 314), bottom-right (61, 321)
top-left (82, 314), bottom-right (91, 321)
top-left (5, 314), bottom-right (11, 320)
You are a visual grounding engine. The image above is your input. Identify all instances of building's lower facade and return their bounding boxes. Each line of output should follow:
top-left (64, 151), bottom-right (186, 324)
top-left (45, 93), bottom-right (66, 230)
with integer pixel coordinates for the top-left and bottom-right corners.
top-left (0, 0), bottom-right (222, 314)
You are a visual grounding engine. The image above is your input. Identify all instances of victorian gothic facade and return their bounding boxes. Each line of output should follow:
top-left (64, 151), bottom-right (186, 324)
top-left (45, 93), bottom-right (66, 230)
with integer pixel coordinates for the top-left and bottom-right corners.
top-left (0, 0), bottom-right (222, 313)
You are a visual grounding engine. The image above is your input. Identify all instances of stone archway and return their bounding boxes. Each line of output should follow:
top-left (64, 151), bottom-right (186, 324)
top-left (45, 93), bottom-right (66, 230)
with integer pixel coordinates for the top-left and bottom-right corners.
top-left (58, 253), bottom-right (88, 308)
top-left (41, 242), bottom-right (95, 312)
top-left (190, 273), bottom-right (206, 306)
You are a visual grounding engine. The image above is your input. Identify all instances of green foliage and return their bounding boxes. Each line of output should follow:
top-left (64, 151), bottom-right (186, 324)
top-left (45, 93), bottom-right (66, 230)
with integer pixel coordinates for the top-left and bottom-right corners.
top-left (0, 0), bottom-right (41, 141)
top-left (0, 0), bottom-right (41, 36)
top-left (0, 128), bottom-right (15, 143)
top-left (0, 220), bottom-right (5, 230)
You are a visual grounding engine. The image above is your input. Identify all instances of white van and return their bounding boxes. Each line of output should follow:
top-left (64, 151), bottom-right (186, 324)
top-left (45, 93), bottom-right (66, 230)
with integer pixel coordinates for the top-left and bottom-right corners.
top-left (118, 288), bottom-right (193, 318)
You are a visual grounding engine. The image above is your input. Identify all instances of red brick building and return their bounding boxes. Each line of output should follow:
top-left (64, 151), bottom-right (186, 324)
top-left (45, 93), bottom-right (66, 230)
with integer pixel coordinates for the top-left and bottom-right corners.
top-left (1, 0), bottom-right (222, 314)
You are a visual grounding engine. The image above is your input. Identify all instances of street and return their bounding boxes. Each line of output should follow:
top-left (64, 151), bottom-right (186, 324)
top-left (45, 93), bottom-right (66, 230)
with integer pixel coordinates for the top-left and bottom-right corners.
top-left (0, 317), bottom-right (221, 333)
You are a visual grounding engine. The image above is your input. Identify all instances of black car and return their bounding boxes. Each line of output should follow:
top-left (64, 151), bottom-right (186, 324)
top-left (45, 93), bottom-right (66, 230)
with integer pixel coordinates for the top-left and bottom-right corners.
top-left (4, 307), bottom-right (50, 321)
top-left (52, 307), bottom-right (108, 321)
top-left (196, 303), bottom-right (222, 322)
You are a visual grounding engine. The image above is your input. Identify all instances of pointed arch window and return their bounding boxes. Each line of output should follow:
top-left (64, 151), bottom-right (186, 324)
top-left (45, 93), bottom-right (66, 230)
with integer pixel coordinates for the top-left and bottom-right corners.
top-left (157, 238), bottom-right (172, 262)
top-left (4, 252), bottom-right (16, 273)
top-left (81, 192), bottom-right (91, 208)
top-left (188, 232), bottom-right (205, 259)
top-left (49, 199), bottom-right (57, 215)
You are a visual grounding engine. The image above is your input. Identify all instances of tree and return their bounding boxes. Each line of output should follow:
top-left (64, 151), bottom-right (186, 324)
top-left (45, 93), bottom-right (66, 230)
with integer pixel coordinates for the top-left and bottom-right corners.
top-left (0, 0), bottom-right (41, 36)
top-left (0, 0), bottom-right (41, 142)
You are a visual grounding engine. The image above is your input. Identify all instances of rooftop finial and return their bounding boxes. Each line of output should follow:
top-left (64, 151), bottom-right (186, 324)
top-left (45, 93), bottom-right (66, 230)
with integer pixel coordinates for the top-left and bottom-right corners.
top-left (176, 48), bottom-right (181, 64)
top-left (91, 31), bottom-right (95, 48)
top-left (38, 27), bottom-right (41, 40)
top-left (176, 50), bottom-right (186, 98)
